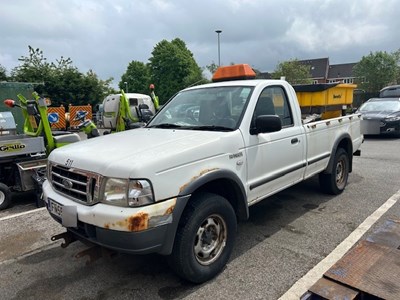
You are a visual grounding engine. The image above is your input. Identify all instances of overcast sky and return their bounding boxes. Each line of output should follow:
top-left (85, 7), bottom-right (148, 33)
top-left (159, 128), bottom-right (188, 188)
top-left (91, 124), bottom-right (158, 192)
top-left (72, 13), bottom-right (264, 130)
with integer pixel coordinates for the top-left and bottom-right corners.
top-left (1, 0), bottom-right (399, 85)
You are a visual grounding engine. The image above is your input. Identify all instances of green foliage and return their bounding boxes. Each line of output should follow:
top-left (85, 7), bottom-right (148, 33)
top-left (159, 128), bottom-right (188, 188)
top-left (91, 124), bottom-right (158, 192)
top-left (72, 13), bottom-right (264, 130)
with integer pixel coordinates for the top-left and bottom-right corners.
top-left (353, 51), bottom-right (398, 93)
top-left (272, 59), bottom-right (312, 84)
top-left (0, 64), bottom-right (7, 81)
top-left (10, 46), bottom-right (115, 107)
top-left (148, 38), bottom-right (203, 104)
top-left (393, 48), bottom-right (400, 84)
top-left (119, 61), bottom-right (151, 94)
top-left (11, 47), bottom-right (51, 83)
top-left (205, 62), bottom-right (218, 74)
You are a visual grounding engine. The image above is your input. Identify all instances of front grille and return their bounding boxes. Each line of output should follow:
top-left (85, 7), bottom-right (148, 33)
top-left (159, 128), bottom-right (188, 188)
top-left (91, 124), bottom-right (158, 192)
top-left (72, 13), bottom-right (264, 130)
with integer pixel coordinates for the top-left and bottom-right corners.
top-left (50, 164), bottom-right (101, 205)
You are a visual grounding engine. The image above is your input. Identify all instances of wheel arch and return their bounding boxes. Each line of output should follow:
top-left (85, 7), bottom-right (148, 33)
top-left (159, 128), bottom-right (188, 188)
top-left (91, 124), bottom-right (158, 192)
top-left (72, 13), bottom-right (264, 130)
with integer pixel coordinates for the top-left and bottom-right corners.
top-left (324, 133), bottom-right (353, 174)
top-left (178, 169), bottom-right (249, 221)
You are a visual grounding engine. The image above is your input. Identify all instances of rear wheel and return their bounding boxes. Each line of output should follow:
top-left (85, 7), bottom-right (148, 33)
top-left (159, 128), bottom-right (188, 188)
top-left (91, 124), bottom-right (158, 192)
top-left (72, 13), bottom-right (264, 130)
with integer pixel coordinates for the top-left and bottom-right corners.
top-left (0, 183), bottom-right (12, 210)
top-left (168, 193), bottom-right (237, 283)
top-left (319, 148), bottom-right (349, 195)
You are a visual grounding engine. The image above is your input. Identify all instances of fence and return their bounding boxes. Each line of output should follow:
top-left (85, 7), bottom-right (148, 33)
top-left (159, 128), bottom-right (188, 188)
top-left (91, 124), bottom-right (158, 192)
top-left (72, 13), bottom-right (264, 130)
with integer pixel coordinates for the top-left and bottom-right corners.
top-left (0, 82), bottom-right (35, 133)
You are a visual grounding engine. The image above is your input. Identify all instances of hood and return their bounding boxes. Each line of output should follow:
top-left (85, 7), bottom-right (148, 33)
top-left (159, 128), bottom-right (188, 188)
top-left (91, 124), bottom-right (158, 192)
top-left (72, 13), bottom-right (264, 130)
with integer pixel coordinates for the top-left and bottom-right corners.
top-left (49, 128), bottom-right (241, 178)
top-left (361, 111), bottom-right (399, 119)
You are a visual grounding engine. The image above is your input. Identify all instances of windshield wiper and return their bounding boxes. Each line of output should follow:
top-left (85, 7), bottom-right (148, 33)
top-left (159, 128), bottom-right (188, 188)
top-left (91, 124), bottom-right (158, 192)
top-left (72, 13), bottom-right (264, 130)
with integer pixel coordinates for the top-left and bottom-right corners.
top-left (147, 123), bottom-right (182, 129)
top-left (192, 125), bottom-right (234, 131)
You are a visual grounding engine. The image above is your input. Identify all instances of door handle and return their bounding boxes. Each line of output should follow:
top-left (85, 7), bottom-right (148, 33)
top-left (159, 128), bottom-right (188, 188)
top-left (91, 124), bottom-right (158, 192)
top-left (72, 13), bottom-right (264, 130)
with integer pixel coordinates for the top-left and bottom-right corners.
top-left (291, 138), bottom-right (299, 144)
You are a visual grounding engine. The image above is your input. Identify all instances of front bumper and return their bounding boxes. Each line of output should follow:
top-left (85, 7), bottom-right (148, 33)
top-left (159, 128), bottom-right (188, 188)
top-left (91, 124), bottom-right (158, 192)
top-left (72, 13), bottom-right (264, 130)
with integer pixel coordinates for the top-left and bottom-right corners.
top-left (361, 119), bottom-right (400, 135)
top-left (379, 120), bottom-right (400, 135)
top-left (43, 180), bottom-right (189, 255)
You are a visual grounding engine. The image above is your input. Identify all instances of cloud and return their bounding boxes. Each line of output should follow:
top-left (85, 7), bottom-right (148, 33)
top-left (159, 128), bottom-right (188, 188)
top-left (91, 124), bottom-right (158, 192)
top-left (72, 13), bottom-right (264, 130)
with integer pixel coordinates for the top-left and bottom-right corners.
top-left (0, 0), bottom-right (399, 85)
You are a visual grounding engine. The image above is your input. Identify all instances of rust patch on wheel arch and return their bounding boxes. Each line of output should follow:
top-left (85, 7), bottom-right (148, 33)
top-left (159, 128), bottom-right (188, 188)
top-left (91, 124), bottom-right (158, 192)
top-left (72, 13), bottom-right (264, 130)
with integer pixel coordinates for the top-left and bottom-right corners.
top-left (179, 168), bottom-right (219, 193)
top-left (164, 205), bottom-right (175, 215)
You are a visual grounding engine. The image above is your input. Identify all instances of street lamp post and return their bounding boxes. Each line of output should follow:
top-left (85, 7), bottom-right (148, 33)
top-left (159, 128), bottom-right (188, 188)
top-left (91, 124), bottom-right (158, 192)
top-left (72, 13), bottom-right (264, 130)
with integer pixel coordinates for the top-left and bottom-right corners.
top-left (124, 81), bottom-right (128, 93)
top-left (215, 30), bottom-right (222, 66)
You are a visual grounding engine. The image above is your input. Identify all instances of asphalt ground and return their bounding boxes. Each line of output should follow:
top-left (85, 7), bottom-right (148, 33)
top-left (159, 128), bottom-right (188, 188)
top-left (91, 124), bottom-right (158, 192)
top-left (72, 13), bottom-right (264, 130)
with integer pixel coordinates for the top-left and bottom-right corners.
top-left (0, 135), bottom-right (399, 299)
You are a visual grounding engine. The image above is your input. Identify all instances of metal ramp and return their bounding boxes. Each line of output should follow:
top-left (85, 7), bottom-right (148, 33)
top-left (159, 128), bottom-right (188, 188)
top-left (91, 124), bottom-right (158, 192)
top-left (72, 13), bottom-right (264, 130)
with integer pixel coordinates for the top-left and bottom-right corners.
top-left (302, 219), bottom-right (400, 300)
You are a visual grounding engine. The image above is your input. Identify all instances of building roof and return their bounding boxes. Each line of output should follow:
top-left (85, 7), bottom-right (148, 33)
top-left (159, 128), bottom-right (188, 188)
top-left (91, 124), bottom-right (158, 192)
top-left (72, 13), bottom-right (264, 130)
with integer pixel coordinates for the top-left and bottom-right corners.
top-left (298, 58), bottom-right (329, 79)
top-left (259, 58), bottom-right (357, 82)
top-left (328, 63), bottom-right (357, 79)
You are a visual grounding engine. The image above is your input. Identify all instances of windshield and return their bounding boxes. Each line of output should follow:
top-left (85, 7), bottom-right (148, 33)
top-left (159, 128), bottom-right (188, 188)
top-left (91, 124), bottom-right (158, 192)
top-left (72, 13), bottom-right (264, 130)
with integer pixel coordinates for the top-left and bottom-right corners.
top-left (147, 86), bottom-right (254, 131)
top-left (359, 100), bottom-right (400, 112)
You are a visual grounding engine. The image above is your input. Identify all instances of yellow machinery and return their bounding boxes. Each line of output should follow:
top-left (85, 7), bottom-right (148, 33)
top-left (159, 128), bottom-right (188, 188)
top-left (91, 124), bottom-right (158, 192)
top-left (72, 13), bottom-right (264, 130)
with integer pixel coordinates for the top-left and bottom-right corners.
top-left (293, 83), bottom-right (357, 119)
top-left (211, 64), bottom-right (356, 120)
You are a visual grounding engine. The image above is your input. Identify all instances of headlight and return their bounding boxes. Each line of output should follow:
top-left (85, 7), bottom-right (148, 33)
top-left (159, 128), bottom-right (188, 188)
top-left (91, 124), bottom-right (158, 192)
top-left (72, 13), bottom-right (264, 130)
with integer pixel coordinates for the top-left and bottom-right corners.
top-left (385, 116), bottom-right (400, 122)
top-left (101, 177), bottom-right (154, 207)
top-left (128, 180), bottom-right (154, 207)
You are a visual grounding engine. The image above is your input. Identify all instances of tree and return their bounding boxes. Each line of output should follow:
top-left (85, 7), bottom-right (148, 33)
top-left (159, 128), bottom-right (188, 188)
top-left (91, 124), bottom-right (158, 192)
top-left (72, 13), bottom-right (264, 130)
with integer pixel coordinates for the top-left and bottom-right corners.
top-left (272, 59), bottom-right (312, 85)
top-left (119, 61), bottom-right (151, 94)
top-left (353, 51), bottom-right (398, 93)
top-left (205, 61), bottom-right (218, 74)
top-left (0, 64), bottom-right (7, 81)
top-left (148, 38), bottom-right (203, 104)
top-left (393, 48), bottom-right (400, 84)
top-left (11, 46), bottom-right (51, 84)
top-left (11, 46), bottom-right (114, 106)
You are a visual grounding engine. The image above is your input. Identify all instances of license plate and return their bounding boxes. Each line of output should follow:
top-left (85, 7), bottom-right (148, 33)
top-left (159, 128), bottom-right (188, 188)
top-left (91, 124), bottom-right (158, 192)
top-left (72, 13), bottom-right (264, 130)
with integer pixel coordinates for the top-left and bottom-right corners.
top-left (47, 199), bottom-right (78, 227)
top-left (48, 198), bottom-right (63, 218)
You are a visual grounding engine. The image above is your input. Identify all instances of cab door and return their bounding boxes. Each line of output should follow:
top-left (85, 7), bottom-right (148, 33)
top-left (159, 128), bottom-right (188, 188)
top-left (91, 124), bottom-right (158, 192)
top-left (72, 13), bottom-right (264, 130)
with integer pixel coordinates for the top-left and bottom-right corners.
top-left (244, 85), bottom-right (306, 204)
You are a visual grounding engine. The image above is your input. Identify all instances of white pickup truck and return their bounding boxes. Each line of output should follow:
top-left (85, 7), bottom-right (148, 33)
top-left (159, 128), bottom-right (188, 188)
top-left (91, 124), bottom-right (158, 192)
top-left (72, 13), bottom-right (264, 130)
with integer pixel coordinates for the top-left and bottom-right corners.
top-left (43, 65), bottom-right (363, 283)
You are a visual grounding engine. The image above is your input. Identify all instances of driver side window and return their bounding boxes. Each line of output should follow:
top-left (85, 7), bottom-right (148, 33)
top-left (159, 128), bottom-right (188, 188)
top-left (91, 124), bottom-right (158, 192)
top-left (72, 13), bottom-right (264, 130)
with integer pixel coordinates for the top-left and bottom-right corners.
top-left (254, 86), bottom-right (293, 127)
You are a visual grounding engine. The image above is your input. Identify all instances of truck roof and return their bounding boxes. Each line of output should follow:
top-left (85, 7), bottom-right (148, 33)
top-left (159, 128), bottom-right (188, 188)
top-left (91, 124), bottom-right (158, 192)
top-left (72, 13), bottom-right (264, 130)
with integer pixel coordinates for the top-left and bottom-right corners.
top-left (184, 64), bottom-right (289, 91)
top-left (184, 79), bottom-right (288, 91)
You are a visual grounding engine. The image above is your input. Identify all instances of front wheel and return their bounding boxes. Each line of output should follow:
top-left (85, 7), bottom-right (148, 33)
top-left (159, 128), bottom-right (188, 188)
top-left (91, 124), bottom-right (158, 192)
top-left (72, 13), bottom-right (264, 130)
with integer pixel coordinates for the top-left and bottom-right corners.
top-left (0, 183), bottom-right (12, 210)
top-left (319, 148), bottom-right (350, 195)
top-left (167, 193), bottom-right (237, 283)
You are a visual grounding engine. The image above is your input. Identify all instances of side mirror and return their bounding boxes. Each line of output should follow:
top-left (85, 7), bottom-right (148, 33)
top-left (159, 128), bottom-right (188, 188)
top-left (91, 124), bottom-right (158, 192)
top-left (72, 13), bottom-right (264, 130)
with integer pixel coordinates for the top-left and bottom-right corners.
top-left (251, 115), bottom-right (282, 135)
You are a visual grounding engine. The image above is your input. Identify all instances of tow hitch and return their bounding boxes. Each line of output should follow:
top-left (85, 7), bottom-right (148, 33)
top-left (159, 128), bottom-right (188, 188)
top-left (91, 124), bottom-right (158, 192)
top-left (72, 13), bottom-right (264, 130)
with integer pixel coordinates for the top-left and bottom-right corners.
top-left (51, 231), bottom-right (77, 248)
top-left (51, 231), bottom-right (116, 265)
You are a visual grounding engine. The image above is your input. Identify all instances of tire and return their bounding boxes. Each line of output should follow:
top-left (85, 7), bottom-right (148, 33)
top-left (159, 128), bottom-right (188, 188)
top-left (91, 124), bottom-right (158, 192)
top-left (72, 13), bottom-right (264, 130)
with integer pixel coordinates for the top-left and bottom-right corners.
top-left (167, 193), bottom-right (237, 283)
top-left (0, 183), bottom-right (12, 210)
top-left (319, 148), bottom-right (350, 195)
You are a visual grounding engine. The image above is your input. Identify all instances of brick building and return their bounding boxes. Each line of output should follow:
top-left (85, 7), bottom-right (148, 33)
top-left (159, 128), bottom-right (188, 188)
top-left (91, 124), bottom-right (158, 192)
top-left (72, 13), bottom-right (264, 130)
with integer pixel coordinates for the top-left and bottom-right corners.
top-left (298, 58), bottom-right (357, 84)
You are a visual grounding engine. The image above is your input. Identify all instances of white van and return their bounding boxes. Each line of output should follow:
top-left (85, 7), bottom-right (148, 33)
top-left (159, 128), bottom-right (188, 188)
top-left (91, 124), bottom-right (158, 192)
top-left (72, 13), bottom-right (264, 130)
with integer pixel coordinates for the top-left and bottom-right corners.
top-left (102, 93), bottom-right (156, 130)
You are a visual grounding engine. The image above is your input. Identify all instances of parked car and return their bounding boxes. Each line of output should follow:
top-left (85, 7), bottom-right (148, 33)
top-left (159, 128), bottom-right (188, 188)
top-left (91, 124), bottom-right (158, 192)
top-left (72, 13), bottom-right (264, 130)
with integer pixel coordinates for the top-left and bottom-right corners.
top-left (358, 98), bottom-right (400, 136)
top-left (380, 85), bottom-right (400, 98)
